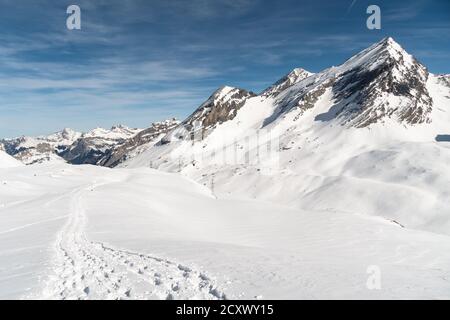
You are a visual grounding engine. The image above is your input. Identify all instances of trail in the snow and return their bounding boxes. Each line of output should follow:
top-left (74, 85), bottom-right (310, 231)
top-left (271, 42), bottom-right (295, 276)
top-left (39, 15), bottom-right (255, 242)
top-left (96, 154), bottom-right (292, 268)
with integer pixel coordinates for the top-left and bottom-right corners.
top-left (41, 182), bottom-right (226, 300)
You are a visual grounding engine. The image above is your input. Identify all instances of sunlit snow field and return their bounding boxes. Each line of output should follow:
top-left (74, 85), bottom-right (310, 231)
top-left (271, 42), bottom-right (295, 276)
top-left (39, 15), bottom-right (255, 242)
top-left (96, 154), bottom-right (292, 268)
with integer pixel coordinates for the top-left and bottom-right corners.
top-left (1, 160), bottom-right (450, 300)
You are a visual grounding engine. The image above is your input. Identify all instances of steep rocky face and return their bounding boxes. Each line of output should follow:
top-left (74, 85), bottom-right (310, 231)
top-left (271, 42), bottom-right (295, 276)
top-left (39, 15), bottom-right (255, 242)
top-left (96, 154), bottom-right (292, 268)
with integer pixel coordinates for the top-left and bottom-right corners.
top-left (11, 142), bottom-right (58, 164)
top-left (261, 68), bottom-right (313, 98)
top-left (162, 86), bottom-right (255, 143)
top-left (265, 76), bottom-right (335, 126)
top-left (60, 138), bottom-right (105, 165)
top-left (331, 37), bottom-right (432, 127)
top-left (268, 37), bottom-right (433, 128)
top-left (98, 119), bottom-right (180, 167)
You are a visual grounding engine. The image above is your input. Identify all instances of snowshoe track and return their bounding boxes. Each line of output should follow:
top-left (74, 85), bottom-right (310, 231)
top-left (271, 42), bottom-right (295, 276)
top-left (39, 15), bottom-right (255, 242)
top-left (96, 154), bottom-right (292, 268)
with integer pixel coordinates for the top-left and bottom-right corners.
top-left (42, 184), bottom-right (226, 300)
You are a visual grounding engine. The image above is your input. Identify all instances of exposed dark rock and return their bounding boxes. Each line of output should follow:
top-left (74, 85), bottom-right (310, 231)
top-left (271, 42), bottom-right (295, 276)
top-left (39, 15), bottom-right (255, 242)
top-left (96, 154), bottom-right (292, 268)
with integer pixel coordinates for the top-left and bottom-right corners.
top-left (162, 86), bottom-right (255, 143)
top-left (266, 37), bottom-right (433, 128)
top-left (98, 119), bottom-right (179, 167)
top-left (332, 46), bottom-right (432, 127)
top-left (437, 75), bottom-right (450, 88)
top-left (60, 138), bottom-right (110, 165)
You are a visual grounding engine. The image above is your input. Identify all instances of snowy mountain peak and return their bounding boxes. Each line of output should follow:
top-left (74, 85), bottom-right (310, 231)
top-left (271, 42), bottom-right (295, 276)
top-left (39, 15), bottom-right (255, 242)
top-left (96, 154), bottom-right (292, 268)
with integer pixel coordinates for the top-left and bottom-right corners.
top-left (271, 37), bottom-right (432, 128)
top-left (82, 125), bottom-right (140, 140)
top-left (111, 124), bottom-right (126, 130)
top-left (341, 36), bottom-right (415, 74)
top-left (206, 86), bottom-right (254, 106)
top-left (160, 87), bottom-right (256, 144)
top-left (193, 86), bottom-right (255, 117)
top-left (380, 36), bottom-right (407, 53)
top-left (213, 85), bottom-right (236, 95)
top-left (59, 128), bottom-right (81, 142)
top-left (333, 37), bottom-right (431, 127)
top-left (99, 119), bottom-right (180, 167)
top-left (377, 36), bottom-right (408, 58)
top-left (379, 36), bottom-right (398, 48)
top-left (62, 127), bottom-right (75, 135)
top-left (152, 118), bottom-right (180, 127)
top-left (283, 68), bottom-right (312, 81)
top-left (262, 67), bottom-right (313, 97)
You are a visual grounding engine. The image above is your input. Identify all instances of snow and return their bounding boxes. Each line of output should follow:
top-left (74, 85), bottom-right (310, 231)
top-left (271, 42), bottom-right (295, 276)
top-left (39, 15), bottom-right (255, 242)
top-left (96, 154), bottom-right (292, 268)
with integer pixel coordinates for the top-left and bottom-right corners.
top-left (47, 128), bottom-right (82, 145)
top-left (195, 86), bottom-right (244, 110)
top-left (262, 68), bottom-right (314, 97)
top-left (1, 125), bottom-right (142, 166)
top-left (1, 129), bottom-right (82, 165)
top-left (1, 163), bottom-right (450, 300)
top-left (82, 125), bottom-right (140, 140)
top-left (17, 129), bottom-right (82, 149)
top-left (0, 150), bottom-right (22, 168)
top-left (339, 37), bottom-right (415, 73)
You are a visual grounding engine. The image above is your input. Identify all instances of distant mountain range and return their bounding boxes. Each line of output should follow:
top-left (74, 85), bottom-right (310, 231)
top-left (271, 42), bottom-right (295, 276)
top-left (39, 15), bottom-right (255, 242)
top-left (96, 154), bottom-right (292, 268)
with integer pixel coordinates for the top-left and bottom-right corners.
top-left (0, 120), bottom-right (179, 166)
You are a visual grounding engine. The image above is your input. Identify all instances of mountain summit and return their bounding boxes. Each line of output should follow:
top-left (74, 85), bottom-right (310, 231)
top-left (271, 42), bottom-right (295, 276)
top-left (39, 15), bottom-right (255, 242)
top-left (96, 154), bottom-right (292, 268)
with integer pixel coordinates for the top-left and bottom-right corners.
top-left (333, 36), bottom-right (432, 127)
top-left (162, 86), bottom-right (256, 143)
top-left (262, 68), bottom-right (313, 97)
top-left (268, 37), bottom-right (432, 127)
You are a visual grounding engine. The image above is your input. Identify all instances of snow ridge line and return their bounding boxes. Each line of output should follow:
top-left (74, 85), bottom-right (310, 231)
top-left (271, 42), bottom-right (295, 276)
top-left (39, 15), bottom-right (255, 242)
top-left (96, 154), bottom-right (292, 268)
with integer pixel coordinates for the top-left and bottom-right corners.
top-left (41, 182), bottom-right (227, 300)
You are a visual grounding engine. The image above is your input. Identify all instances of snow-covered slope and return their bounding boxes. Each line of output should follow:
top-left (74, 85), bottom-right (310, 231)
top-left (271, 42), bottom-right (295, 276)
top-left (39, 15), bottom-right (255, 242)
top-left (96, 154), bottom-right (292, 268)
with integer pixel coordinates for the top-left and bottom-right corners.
top-left (2, 163), bottom-right (450, 299)
top-left (123, 37), bottom-right (450, 236)
top-left (261, 67), bottom-right (313, 97)
top-left (0, 150), bottom-right (22, 168)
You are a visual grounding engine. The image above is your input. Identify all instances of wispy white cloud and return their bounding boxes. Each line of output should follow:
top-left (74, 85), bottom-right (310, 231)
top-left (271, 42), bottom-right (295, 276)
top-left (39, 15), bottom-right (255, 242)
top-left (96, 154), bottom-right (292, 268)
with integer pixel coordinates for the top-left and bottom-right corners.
top-left (384, 1), bottom-right (425, 22)
top-left (347, 0), bottom-right (357, 13)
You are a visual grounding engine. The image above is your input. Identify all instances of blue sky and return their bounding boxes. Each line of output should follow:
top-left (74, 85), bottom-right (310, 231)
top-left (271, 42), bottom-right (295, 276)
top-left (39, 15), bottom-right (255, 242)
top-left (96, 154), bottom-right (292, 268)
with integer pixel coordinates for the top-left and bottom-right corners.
top-left (0, 0), bottom-right (449, 137)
